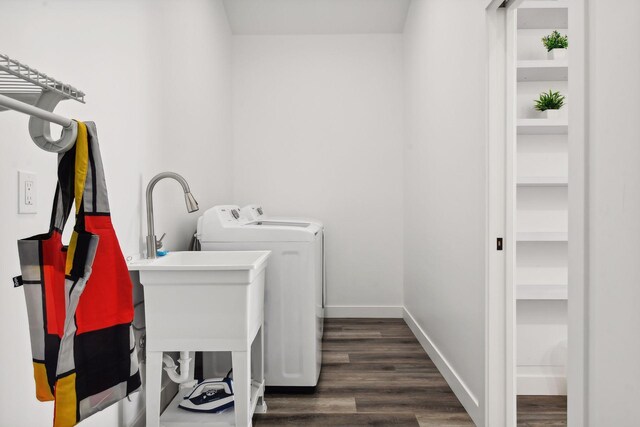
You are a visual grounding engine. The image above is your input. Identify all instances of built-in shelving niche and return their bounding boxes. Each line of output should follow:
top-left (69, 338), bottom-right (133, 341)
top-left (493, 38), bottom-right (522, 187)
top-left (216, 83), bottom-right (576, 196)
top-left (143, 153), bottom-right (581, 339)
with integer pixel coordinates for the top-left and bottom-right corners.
top-left (515, 0), bottom-right (569, 396)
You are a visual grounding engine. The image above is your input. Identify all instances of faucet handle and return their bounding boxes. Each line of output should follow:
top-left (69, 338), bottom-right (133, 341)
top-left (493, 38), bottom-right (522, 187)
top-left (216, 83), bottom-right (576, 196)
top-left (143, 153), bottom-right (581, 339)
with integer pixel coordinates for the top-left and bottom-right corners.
top-left (156, 233), bottom-right (166, 249)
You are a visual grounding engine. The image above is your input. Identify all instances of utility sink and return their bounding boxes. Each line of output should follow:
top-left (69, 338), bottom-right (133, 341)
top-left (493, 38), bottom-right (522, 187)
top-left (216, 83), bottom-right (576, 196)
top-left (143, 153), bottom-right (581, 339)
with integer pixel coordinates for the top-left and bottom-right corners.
top-left (129, 251), bottom-right (270, 427)
top-left (128, 250), bottom-right (270, 351)
top-left (128, 250), bottom-right (270, 271)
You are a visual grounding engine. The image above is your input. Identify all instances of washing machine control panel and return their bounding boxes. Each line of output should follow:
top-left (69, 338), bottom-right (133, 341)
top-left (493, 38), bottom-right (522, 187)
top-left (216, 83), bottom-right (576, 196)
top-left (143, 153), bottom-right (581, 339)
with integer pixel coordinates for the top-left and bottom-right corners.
top-left (240, 205), bottom-right (265, 221)
top-left (250, 206), bottom-right (264, 218)
top-left (217, 206), bottom-right (243, 223)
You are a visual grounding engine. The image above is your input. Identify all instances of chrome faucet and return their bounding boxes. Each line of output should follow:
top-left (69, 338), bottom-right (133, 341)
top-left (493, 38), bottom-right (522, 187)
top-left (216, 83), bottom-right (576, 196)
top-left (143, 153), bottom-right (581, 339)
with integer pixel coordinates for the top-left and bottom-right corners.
top-left (146, 172), bottom-right (199, 259)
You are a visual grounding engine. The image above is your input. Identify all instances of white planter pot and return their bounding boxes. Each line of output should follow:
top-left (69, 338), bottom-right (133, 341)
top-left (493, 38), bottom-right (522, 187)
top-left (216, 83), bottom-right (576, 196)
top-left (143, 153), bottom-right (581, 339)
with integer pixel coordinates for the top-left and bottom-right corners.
top-left (542, 109), bottom-right (561, 119)
top-left (547, 48), bottom-right (567, 60)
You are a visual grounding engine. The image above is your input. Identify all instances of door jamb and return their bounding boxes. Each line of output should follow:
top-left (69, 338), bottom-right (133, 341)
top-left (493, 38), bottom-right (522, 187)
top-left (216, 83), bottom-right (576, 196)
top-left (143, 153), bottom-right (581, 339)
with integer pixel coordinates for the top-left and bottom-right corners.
top-left (484, 1), bottom-right (516, 425)
top-left (567, 0), bottom-right (588, 425)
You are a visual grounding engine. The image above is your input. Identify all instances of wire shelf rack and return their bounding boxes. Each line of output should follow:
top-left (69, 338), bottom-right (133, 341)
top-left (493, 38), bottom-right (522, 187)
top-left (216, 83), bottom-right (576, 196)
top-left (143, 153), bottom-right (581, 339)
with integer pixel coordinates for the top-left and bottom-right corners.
top-left (0, 53), bottom-right (85, 105)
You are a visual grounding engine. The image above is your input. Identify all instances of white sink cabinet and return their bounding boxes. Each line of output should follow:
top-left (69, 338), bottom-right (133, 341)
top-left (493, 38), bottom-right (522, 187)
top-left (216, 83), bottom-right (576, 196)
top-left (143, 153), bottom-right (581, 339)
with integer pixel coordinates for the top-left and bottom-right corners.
top-left (128, 251), bottom-right (270, 427)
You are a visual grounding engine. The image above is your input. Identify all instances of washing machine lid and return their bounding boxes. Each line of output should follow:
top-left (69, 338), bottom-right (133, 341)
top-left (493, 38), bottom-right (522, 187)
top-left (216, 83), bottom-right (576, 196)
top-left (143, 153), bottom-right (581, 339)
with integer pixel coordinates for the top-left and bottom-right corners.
top-left (197, 206), bottom-right (321, 243)
top-left (249, 220), bottom-right (310, 227)
top-left (241, 205), bottom-right (324, 228)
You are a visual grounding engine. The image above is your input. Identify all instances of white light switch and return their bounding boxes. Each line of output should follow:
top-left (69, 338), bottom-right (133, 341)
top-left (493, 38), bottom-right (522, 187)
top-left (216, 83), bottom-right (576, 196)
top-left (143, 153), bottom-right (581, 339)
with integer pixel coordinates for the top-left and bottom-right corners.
top-left (18, 171), bottom-right (37, 214)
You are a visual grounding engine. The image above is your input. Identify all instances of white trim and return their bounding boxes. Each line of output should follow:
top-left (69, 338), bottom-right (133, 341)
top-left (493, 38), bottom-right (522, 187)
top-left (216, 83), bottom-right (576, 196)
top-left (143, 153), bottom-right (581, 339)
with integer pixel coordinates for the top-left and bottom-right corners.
top-left (124, 406), bottom-right (145, 427)
top-left (567, 0), bottom-right (588, 425)
top-left (403, 308), bottom-right (482, 425)
top-left (504, 5), bottom-right (518, 426)
top-left (517, 367), bottom-right (567, 396)
top-left (485, 2), bottom-right (508, 426)
top-left (484, 0), bottom-right (504, 11)
top-left (324, 305), bottom-right (403, 318)
top-left (507, 0), bottom-right (527, 10)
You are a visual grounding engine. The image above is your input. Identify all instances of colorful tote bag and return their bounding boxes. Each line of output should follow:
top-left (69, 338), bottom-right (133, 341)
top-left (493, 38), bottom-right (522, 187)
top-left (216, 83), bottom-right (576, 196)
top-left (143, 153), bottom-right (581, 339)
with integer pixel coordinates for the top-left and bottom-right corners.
top-left (16, 121), bottom-right (141, 426)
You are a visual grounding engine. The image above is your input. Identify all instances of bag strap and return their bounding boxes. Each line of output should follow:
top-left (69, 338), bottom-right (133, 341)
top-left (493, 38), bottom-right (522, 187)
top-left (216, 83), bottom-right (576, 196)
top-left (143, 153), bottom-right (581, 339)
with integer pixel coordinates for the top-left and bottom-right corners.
top-left (48, 150), bottom-right (75, 234)
top-left (64, 122), bottom-right (91, 276)
top-left (82, 123), bottom-right (111, 215)
top-left (72, 121), bottom-right (89, 218)
top-left (47, 121), bottom-right (91, 235)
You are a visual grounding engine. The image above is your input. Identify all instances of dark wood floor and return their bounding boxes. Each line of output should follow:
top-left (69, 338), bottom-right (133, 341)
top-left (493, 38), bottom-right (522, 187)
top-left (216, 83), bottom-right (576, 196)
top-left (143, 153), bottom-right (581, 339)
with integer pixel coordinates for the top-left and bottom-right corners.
top-left (253, 318), bottom-right (567, 426)
top-left (254, 318), bottom-right (473, 426)
top-left (517, 395), bottom-right (567, 427)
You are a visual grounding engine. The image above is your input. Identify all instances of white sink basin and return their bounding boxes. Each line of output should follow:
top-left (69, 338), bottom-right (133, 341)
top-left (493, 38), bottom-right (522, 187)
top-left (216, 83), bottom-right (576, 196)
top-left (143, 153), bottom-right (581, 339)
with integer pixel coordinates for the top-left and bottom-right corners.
top-left (128, 250), bottom-right (270, 271)
top-left (129, 250), bottom-right (270, 352)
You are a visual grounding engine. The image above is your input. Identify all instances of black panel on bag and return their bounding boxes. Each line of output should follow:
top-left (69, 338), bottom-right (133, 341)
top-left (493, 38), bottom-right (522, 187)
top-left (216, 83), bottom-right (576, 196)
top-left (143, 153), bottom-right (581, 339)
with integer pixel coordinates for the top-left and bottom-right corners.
top-left (44, 333), bottom-right (61, 392)
top-left (73, 323), bottom-right (132, 401)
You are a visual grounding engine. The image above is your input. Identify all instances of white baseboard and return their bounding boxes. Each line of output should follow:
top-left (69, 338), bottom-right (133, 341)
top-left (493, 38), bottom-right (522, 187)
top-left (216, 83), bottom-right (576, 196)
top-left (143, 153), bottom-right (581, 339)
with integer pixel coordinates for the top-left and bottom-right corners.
top-left (324, 305), bottom-right (404, 318)
top-left (403, 307), bottom-right (482, 426)
top-left (517, 366), bottom-right (567, 395)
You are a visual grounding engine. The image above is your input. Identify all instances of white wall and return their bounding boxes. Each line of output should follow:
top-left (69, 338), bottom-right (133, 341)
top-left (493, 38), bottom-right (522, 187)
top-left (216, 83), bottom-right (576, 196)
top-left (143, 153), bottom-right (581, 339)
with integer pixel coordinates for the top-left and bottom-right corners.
top-left (151, 0), bottom-right (234, 252)
top-left (583, 0), bottom-right (640, 424)
top-left (0, 1), bottom-right (233, 425)
top-left (231, 35), bottom-right (405, 314)
top-left (403, 0), bottom-right (487, 424)
top-left (0, 2), bottom-right (157, 425)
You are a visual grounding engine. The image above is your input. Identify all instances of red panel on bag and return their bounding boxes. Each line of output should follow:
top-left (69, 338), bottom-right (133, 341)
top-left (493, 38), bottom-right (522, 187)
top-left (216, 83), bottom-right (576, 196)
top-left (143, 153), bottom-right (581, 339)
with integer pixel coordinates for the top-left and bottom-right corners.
top-left (41, 231), bottom-right (67, 337)
top-left (74, 215), bottom-right (134, 334)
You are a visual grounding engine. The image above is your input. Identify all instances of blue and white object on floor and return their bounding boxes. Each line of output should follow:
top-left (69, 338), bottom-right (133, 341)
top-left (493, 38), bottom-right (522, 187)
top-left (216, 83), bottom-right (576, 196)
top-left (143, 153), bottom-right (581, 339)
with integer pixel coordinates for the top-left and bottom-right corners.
top-left (178, 377), bottom-right (234, 413)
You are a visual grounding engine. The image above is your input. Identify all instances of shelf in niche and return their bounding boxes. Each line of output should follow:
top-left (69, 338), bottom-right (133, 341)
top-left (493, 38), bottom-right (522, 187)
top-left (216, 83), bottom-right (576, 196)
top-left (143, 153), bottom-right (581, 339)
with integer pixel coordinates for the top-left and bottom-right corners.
top-left (518, 2), bottom-right (568, 30)
top-left (517, 284), bottom-right (568, 300)
top-left (517, 60), bottom-right (568, 82)
top-left (517, 176), bottom-right (568, 187)
top-left (517, 119), bottom-right (568, 135)
top-left (517, 231), bottom-right (568, 242)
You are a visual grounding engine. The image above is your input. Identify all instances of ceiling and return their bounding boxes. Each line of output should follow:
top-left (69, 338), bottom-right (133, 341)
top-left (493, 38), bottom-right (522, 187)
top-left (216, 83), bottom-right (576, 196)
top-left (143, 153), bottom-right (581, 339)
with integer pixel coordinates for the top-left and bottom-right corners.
top-left (222, 0), bottom-right (412, 35)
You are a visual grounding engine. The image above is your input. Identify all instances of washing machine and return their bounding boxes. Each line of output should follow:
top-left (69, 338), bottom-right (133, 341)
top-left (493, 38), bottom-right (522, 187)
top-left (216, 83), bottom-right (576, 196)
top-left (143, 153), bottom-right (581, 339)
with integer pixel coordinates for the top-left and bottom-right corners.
top-left (241, 204), bottom-right (326, 310)
top-left (196, 205), bottom-right (323, 388)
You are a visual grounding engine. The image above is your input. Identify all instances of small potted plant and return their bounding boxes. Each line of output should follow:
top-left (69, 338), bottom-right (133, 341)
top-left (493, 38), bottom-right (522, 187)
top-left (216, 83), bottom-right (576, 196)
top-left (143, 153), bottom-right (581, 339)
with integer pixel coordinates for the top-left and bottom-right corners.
top-left (534, 90), bottom-right (565, 119)
top-left (542, 30), bottom-right (568, 60)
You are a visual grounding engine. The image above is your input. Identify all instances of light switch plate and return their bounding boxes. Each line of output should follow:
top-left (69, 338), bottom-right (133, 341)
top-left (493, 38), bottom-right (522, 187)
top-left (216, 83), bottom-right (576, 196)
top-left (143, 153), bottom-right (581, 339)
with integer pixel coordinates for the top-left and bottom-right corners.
top-left (18, 171), bottom-right (37, 214)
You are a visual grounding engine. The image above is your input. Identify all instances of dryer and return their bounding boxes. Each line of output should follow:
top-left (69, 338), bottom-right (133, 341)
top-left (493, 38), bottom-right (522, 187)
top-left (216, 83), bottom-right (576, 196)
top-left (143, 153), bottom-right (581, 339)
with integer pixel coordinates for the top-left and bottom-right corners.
top-left (196, 205), bottom-right (323, 388)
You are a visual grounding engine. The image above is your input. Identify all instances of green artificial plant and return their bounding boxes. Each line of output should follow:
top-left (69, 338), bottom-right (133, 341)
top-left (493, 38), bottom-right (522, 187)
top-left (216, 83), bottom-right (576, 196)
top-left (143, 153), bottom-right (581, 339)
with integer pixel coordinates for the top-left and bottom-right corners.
top-left (542, 30), bottom-right (568, 52)
top-left (534, 90), bottom-right (565, 111)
